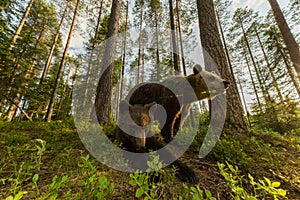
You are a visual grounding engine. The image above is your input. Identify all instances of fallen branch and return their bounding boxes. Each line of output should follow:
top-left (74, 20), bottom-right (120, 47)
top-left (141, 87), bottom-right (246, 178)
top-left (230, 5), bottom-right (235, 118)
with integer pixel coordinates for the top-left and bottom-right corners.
top-left (1, 94), bottom-right (32, 121)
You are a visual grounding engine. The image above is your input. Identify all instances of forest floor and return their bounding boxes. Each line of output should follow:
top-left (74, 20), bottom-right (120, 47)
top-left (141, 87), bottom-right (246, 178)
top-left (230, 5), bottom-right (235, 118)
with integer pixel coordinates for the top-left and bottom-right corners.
top-left (0, 121), bottom-right (299, 199)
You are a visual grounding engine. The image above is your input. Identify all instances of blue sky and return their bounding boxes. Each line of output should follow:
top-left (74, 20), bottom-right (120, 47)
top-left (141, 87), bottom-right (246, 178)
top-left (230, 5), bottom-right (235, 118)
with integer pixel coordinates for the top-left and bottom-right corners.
top-left (70, 0), bottom-right (290, 50)
top-left (231, 0), bottom-right (289, 14)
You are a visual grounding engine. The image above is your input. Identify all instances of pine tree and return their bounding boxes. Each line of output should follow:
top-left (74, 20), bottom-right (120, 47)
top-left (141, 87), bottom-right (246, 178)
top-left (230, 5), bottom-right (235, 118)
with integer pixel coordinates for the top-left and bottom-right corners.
top-left (9, 0), bottom-right (35, 51)
top-left (40, 0), bottom-right (69, 84)
top-left (267, 0), bottom-right (300, 81)
top-left (95, 0), bottom-right (122, 124)
top-left (197, 0), bottom-right (247, 129)
top-left (45, 0), bottom-right (80, 122)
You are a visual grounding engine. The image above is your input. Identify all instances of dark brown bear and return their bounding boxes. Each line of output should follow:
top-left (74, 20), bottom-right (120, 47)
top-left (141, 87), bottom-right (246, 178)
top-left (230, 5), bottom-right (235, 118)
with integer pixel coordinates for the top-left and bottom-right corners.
top-left (126, 64), bottom-right (230, 142)
top-left (114, 100), bottom-right (199, 183)
top-left (117, 64), bottom-right (229, 183)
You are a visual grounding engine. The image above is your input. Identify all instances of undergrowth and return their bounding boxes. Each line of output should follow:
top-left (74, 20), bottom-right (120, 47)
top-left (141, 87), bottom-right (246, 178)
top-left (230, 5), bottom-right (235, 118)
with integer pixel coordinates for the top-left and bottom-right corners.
top-left (0, 120), bottom-right (299, 199)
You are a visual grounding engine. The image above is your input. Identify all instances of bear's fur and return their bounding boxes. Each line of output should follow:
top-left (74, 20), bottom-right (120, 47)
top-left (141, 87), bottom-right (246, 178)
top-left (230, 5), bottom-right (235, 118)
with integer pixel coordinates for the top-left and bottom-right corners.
top-left (114, 101), bottom-right (155, 151)
top-left (114, 100), bottom-right (199, 183)
top-left (126, 64), bottom-right (229, 142)
top-left (115, 64), bottom-right (229, 183)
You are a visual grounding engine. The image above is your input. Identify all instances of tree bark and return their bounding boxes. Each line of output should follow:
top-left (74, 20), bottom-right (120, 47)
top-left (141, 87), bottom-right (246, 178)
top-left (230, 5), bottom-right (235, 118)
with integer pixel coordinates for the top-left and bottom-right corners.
top-left (45, 0), bottom-right (80, 122)
top-left (278, 45), bottom-right (300, 98)
top-left (215, 8), bottom-right (237, 87)
top-left (95, 0), bottom-right (122, 124)
top-left (62, 62), bottom-right (79, 119)
top-left (242, 46), bottom-right (262, 108)
top-left (56, 62), bottom-right (72, 119)
top-left (197, 0), bottom-right (247, 129)
top-left (40, 1), bottom-right (69, 84)
top-left (176, 0), bottom-right (186, 76)
top-left (240, 17), bottom-right (270, 103)
top-left (120, 1), bottom-right (129, 99)
top-left (154, 10), bottom-right (161, 80)
top-left (83, 0), bottom-right (104, 107)
top-left (9, 0), bottom-right (35, 51)
top-left (268, 0), bottom-right (300, 81)
top-left (169, 0), bottom-right (180, 74)
top-left (253, 24), bottom-right (284, 103)
top-left (137, 0), bottom-right (144, 84)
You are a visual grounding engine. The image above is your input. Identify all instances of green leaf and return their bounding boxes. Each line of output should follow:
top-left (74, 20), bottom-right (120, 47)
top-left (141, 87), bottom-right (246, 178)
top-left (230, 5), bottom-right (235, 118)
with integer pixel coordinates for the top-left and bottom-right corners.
top-left (129, 180), bottom-right (137, 186)
top-left (5, 196), bottom-right (14, 200)
top-left (136, 188), bottom-right (145, 197)
top-left (264, 177), bottom-right (271, 186)
top-left (271, 182), bottom-right (281, 188)
top-left (14, 191), bottom-right (28, 200)
top-left (276, 189), bottom-right (286, 196)
top-left (32, 174), bottom-right (39, 183)
top-left (248, 174), bottom-right (255, 185)
top-left (190, 186), bottom-right (197, 193)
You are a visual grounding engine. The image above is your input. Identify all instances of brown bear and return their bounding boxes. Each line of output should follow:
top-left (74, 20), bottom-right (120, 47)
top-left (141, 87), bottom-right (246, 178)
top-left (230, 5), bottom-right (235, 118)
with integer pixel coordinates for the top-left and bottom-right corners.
top-left (115, 64), bottom-right (229, 183)
top-left (126, 64), bottom-right (230, 142)
top-left (114, 100), bottom-right (199, 183)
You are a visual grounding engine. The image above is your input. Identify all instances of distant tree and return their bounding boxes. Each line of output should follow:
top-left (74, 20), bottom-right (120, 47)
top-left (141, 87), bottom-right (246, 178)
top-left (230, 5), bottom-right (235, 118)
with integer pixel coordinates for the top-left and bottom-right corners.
top-left (168, 0), bottom-right (180, 73)
top-left (4, 0), bottom-right (58, 121)
top-left (40, 0), bottom-right (69, 84)
top-left (9, 0), bottom-right (35, 51)
top-left (252, 23), bottom-right (284, 103)
top-left (134, 0), bottom-right (145, 84)
top-left (83, 0), bottom-right (105, 107)
top-left (175, 0), bottom-right (186, 75)
top-left (45, 0), bottom-right (80, 122)
top-left (267, 0), bottom-right (300, 81)
top-left (265, 25), bottom-right (300, 98)
top-left (149, 0), bottom-right (163, 79)
top-left (120, 0), bottom-right (129, 98)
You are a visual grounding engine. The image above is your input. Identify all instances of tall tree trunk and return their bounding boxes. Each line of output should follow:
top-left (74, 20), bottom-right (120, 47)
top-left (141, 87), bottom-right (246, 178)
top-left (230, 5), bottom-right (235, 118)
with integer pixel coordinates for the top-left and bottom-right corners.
top-left (61, 62), bottom-right (79, 119)
top-left (45, 0), bottom-right (80, 122)
top-left (95, 0), bottom-right (122, 124)
top-left (117, 1), bottom-right (129, 121)
top-left (9, 0), bottom-right (35, 51)
top-left (5, 13), bottom-right (40, 121)
top-left (215, 7), bottom-right (237, 87)
top-left (273, 31), bottom-right (300, 98)
top-left (176, 0), bottom-right (186, 76)
top-left (137, 0), bottom-right (144, 84)
top-left (240, 17), bottom-right (269, 103)
top-left (197, 0), bottom-right (247, 129)
top-left (120, 1), bottom-right (129, 99)
top-left (154, 11), bottom-right (161, 80)
top-left (83, 0), bottom-right (104, 107)
top-left (253, 24), bottom-right (284, 103)
top-left (141, 45), bottom-right (145, 82)
top-left (168, 0), bottom-right (180, 74)
top-left (268, 0), bottom-right (300, 81)
top-left (242, 46), bottom-right (262, 108)
top-left (279, 47), bottom-right (300, 98)
top-left (40, 1), bottom-right (69, 84)
top-left (56, 63), bottom-right (72, 119)
top-left (237, 75), bottom-right (251, 127)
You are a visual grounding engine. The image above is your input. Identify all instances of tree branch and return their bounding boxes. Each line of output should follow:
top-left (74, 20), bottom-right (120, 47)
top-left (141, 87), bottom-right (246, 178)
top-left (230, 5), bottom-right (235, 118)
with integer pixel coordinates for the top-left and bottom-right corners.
top-left (1, 94), bottom-right (32, 121)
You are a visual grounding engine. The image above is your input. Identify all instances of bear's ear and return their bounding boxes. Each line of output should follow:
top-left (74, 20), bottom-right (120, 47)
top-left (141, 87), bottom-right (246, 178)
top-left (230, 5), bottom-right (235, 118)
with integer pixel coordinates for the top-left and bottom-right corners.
top-left (193, 64), bottom-right (203, 74)
top-left (119, 100), bottom-right (131, 114)
top-left (144, 101), bottom-right (156, 110)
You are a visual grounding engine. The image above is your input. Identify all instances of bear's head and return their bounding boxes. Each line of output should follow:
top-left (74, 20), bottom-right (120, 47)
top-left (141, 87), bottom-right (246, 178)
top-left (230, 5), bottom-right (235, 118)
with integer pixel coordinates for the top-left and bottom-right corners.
top-left (187, 64), bottom-right (230, 100)
top-left (118, 100), bottom-right (156, 149)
